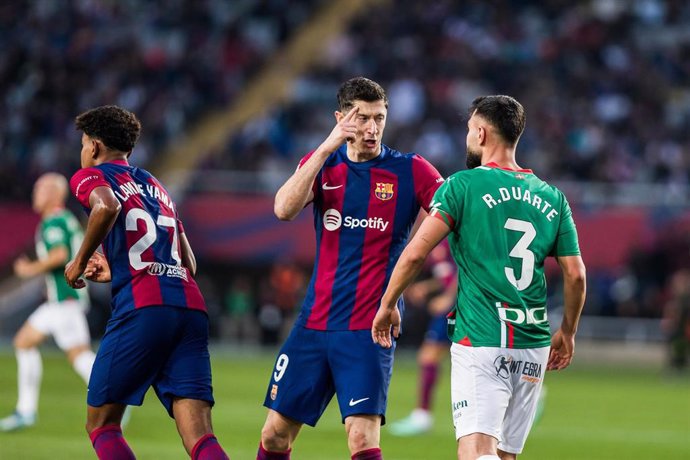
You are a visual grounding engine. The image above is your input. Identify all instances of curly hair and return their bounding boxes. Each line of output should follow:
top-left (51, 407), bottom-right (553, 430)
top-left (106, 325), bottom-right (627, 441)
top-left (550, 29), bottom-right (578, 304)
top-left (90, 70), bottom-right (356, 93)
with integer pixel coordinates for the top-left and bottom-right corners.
top-left (75, 105), bottom-right (141, 153)
top-left (337, 77), bottom-right (388, 112)
top-left (469, 95), bottom-right (525, 146)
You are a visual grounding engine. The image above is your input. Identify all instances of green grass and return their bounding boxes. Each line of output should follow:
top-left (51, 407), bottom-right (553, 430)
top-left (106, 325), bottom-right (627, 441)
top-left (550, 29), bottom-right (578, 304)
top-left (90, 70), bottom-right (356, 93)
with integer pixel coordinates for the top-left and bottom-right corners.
top-left (0, 347), bottom-right (688, 459)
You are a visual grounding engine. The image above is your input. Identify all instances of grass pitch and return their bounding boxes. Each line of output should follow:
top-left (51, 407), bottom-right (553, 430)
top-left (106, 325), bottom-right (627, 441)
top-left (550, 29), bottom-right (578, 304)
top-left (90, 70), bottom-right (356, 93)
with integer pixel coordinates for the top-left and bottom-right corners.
top-left (0, 347), bottom-right (688, 459)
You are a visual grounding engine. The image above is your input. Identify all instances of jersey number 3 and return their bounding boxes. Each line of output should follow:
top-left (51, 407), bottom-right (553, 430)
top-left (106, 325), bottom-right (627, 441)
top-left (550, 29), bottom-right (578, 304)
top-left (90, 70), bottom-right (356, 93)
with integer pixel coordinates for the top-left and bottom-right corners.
top-left (126, 208), bottom-right (181, 270)
top-left (504, 218), bottom-right (536, 291)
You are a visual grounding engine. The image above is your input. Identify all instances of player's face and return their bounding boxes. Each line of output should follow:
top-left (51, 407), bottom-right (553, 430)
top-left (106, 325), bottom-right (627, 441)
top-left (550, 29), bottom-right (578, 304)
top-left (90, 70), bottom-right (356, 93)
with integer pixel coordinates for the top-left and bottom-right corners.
top-left (80, 133), bottom-right (97, 168)
top-left (31, 178), bottom-right (50, 213)
top-left (343, 100), bottom-right (387, 157)
top-left (465, 113), bottom-right (482, 169)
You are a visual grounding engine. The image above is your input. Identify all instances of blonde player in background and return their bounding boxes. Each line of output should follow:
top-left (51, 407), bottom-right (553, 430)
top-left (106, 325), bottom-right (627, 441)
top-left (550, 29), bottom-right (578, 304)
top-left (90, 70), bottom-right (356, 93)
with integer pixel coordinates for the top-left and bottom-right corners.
top-left (0, 173), bottom-right (95, 432)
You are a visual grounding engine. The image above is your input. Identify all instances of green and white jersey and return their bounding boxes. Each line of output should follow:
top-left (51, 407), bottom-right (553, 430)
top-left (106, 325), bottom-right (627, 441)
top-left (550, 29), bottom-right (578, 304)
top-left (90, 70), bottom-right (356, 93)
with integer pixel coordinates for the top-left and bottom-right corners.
top-left (431, 163), bottom-right (580, 349)
top-left (36, 209), bottom-right (88, 305)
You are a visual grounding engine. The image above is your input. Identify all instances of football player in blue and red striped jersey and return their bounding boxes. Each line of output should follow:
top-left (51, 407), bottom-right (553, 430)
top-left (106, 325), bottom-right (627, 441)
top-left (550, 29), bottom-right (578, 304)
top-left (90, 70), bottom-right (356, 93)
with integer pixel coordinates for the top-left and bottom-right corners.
top-left (257, 77), bottom-right (443, 460)
top-left (65, 105), bottom-right (228, 460)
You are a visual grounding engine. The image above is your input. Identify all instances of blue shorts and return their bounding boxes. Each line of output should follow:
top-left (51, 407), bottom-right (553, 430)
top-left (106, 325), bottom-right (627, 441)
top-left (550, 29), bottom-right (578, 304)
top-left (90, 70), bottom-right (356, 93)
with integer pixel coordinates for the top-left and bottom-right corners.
top-left (424, 312), bottom-right (452, 344)
top-left (263, 327), bottom-right (395, 427)
top-left (88, 306), bottom-right (213, 418)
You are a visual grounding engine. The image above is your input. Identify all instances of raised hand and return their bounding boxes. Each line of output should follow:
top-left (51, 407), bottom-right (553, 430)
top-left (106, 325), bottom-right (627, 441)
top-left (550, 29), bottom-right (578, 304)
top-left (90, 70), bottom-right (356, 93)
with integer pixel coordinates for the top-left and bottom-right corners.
top-left (320, 106), bottom-right (359, 153)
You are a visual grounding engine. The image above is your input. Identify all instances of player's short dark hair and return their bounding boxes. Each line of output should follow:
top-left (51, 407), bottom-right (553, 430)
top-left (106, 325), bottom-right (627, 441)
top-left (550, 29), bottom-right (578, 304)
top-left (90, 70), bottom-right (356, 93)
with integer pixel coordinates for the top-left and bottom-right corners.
top-left (75, 105), bottom-right (141, 153)
top-left (470, 95), bottom-right (525, 146)
top-left (337, 77), bottom-right (388, 112)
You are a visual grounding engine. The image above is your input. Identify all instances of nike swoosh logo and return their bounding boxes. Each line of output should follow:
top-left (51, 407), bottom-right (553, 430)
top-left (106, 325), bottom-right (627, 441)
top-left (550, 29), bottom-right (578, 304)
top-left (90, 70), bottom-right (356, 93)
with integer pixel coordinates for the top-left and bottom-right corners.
top-left (323, 182), bottom-right (343, 190)
top-left (349, 397), bottom-right (370, 407)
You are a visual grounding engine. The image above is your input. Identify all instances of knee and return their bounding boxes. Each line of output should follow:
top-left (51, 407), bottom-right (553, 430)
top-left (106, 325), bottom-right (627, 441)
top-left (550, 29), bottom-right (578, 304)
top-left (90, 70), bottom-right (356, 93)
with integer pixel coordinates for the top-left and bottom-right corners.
top-left (347, 425), bottom-right (376, 453)
top-left (85, 420), bottom-right (99, 435)
top-left (261, 421), bottom-right (291, 451)
top-left (13, 334), bottom-right (30, 349)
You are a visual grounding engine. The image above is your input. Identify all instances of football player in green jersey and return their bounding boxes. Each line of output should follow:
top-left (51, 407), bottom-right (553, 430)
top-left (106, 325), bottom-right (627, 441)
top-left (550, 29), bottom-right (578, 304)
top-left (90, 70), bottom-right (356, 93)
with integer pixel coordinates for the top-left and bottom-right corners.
top-left (0, 173), bottom-right (96, 432)
top-left (373, 95), bottom-right (586, 460)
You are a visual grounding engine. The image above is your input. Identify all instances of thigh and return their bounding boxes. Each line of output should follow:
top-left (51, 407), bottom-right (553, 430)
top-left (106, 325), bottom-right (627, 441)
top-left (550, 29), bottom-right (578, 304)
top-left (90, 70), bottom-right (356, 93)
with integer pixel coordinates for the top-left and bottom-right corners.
top-left (330, 330), bottom-right (395, 424)
top-left (154, 310), bottom-right (213, 418)
top-left (450, 344), bottom-right (511, 442)
top-left (25, 302), bottom-right (57, 338)
top-left (263, 327), bottom-right (334, 427)
top-left (498, 346), bottom-right (549, 454)
top-left (51, 301), bottom-right (91, 350)
top-left (88, 308), bottom-right (177, 408)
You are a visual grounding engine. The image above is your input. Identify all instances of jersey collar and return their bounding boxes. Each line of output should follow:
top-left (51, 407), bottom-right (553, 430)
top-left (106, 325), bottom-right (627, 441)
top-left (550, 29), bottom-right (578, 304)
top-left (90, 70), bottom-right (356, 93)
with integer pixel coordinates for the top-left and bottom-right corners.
top-left (484, 162), bottom-right (533, 174)
top-left (108, 159), bottom-right (130, 166)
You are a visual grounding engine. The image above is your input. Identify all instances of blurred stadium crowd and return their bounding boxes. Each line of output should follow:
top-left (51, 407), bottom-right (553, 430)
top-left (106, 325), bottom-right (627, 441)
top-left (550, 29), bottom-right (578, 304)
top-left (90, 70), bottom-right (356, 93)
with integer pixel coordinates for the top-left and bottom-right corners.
top-left (3, 0), bottom-right (690, 193)
top-left (1, 0), bottom-right (689, 340)
top-left (0, 0), bottom-right (325, 199)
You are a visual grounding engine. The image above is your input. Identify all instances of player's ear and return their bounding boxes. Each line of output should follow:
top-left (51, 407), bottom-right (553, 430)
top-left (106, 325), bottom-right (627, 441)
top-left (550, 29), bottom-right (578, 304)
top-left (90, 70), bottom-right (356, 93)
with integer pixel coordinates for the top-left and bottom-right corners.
top-left (478, 126), bottom-right (487, 146)
top-left (91, 140), bottom-right (100, 159)
top-left (334, 110), bottom-right (343, 123)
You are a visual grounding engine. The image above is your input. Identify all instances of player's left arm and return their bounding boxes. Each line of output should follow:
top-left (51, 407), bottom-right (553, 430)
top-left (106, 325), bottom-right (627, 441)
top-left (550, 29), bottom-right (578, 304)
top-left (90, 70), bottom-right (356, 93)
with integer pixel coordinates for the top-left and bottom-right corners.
top-left (65, 186), bottom-right (121, 288)
top-left (372, 216), bottom-right (450, 348)
top-left (14, 246), bottom-right (69, 278)
top-left (179, 232), bottom-right (197, 276)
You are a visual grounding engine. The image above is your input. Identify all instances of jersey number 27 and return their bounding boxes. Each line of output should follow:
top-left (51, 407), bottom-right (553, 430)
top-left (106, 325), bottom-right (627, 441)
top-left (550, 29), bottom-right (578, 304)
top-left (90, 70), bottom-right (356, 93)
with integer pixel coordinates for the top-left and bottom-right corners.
top-left (126, 208), bottom-right (181, 270)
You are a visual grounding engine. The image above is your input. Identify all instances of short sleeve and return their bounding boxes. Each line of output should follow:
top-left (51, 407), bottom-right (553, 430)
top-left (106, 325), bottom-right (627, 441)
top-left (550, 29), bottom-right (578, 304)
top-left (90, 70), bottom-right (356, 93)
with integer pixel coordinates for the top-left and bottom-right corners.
top-left (411, 154), bottom-right (444, 212)
top-left (297, 150), bottom-right (318, 201)
top-left (70, 168), bottom-right (109, 208)
top-left (41, 222), bottom-right (67, 251)
top-left (553, 193), bottom-right (581, 257)
top-left (429, 175), bottom-right (464, 230)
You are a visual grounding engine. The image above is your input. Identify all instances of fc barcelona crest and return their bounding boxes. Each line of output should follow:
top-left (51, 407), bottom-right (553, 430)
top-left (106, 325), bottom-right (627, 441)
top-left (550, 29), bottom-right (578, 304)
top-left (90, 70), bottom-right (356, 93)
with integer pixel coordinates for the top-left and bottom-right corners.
top-left (375, 182), bottom-right (394, 201)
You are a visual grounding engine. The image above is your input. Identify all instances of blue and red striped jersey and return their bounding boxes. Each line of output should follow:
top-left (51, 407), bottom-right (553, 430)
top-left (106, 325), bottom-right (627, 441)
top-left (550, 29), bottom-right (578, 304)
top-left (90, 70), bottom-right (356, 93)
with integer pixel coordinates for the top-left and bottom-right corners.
top-left (70, 159), bottom-right (206, 318)
top-left (297, 144), bottom-right (443, 331)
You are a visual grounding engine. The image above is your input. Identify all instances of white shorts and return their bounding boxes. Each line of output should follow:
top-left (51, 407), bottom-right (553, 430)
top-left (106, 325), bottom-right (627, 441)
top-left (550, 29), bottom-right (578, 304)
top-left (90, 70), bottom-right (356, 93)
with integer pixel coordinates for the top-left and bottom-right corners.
top-left (450, 343), bottom-right (549, 454)
top-left (27, 300), bottom-right (91, 350)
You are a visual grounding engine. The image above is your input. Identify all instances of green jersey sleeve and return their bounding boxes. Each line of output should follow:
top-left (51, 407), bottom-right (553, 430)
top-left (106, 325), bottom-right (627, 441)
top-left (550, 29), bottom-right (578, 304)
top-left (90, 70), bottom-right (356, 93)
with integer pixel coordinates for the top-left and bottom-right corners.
top-left (41, 220), bottom-right (69, 252)
top-left (430, 174), bottom-right (465, 229)
top-left (552, 192), bottom-right (580, 257)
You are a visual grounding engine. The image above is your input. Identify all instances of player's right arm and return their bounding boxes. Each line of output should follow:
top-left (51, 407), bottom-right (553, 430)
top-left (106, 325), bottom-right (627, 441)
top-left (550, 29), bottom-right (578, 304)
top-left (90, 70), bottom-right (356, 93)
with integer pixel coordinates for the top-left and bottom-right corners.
top-left (274, 106), bottom-right (359, 221)
top-left (65, 186), bottom-right (121, 288)
top-left (373, 216), bottom-right (451, 348)
top-left (548, 254), bottom-right (586, 371)
top-left (14, 247), bottom-right (69, 278)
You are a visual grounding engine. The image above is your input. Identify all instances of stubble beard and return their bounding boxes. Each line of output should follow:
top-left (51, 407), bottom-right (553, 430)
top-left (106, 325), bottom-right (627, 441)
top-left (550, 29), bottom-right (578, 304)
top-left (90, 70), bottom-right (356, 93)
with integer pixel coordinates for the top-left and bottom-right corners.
top-left (466, 148), bottom-right (482, 169)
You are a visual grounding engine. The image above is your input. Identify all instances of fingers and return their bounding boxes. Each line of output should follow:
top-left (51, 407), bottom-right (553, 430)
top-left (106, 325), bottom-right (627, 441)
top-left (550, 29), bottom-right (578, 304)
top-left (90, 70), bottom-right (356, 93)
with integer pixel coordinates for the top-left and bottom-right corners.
top-left (392, 324), bottom-right (400, 339)
top-left (343, 105), bottom-right (359, 121)
top-left (547, 350), bottom-right (572, 371)
top-left (340, 107), bottom-right (359, 142)
top-left (371, 325), bottom-right (392, 349)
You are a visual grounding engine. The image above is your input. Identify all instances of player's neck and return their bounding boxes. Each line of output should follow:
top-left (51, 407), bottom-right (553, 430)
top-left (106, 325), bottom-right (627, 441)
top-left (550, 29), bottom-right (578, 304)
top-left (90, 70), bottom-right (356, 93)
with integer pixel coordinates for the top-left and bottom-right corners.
top-left (346, 145), bottom-right (381, 163)
top-left (42, 204), bottom-right (64, 218)
top-left (95, 152), bottom-right (129, 166)
top-left (482, 149), bottom-right (520, 170)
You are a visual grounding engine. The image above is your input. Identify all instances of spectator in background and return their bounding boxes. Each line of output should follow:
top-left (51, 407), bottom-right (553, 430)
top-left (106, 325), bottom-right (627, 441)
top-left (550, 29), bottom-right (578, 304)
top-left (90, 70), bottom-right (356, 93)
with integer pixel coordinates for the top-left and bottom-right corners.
top-left (222, 276), bottom-right (258, 344)
top-left (257, 261), bottom-right (305, 346)
top-left (662, 269), bottom-right (690, 371)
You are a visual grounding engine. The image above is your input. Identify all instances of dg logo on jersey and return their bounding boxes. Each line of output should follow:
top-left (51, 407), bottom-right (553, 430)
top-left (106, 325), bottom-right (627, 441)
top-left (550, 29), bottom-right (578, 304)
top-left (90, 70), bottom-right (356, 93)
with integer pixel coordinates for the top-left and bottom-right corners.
top-left (374, 182), bottom-right (394, 201)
